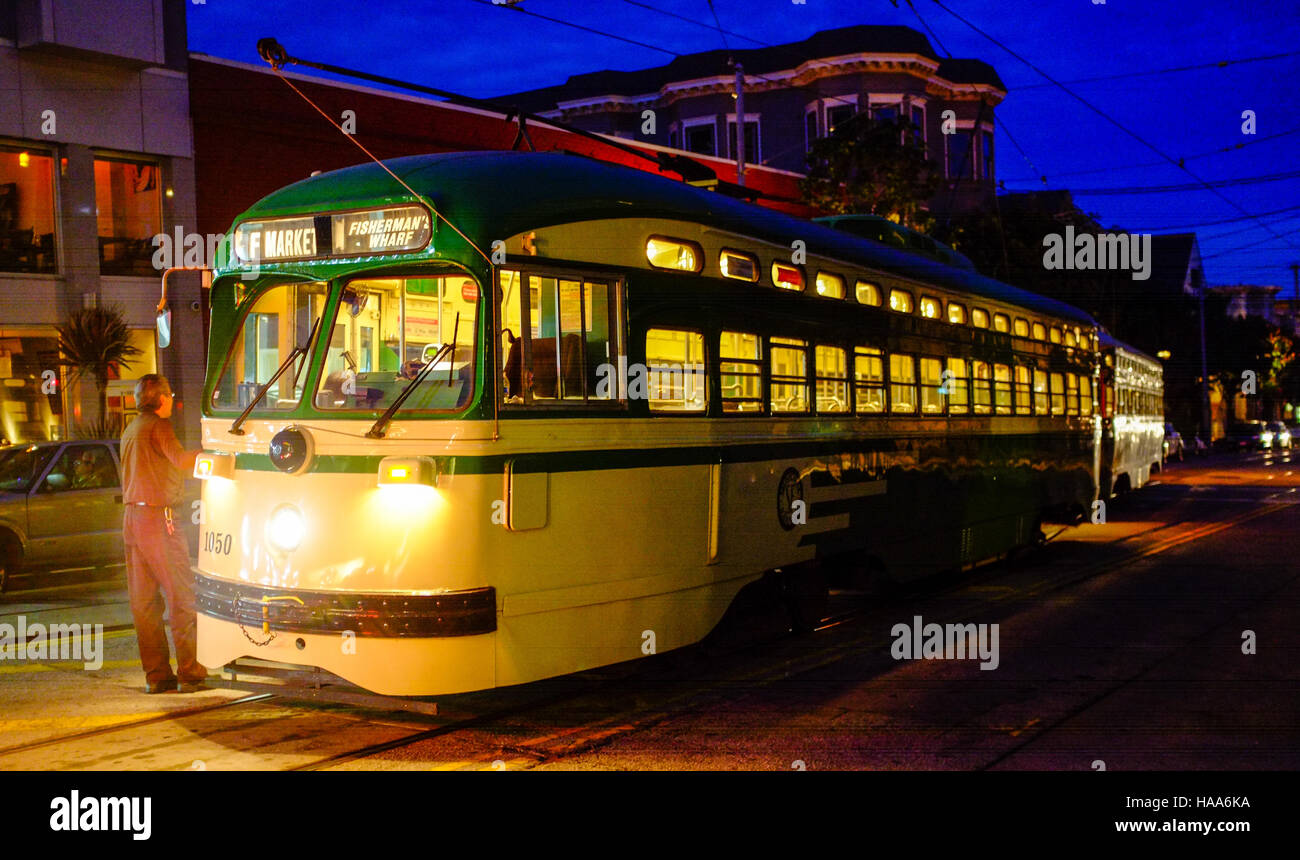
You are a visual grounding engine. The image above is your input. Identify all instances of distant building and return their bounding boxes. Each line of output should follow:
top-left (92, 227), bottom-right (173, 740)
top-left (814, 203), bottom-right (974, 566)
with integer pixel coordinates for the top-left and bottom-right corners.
top-left (1274, 296), bottom-right (1300, 338)
top-left (494, 25), bottom-right (1006, 217)
top-left (1210, 283), bottom-right (1281, 324)
top-left (0, 0), bottom-right (203, 444)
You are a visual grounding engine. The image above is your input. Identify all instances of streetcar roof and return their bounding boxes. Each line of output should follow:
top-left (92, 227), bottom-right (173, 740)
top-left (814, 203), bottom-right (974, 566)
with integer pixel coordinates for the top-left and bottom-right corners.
top-left (1098, 329), bottom-right (1161, 365)
top-left (234, 151), bottom-right (1099, 328)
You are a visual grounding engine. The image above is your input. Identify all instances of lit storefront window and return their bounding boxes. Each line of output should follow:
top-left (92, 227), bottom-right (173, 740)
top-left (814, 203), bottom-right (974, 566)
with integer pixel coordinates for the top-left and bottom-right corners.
top-left (0, 332), bottom-right (64, 443)
top-left (0, 146), bottom-right (58, 274)
top-left (94, 156), bottom-right (162, 276)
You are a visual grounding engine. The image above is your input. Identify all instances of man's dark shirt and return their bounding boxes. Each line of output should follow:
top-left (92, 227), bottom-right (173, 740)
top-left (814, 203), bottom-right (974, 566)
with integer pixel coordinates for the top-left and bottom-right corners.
top-left (121, 412), bottom-right (197, 507)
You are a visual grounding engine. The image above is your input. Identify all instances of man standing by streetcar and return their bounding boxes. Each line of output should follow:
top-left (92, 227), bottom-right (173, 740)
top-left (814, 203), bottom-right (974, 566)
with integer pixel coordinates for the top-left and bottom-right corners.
top-left (120, 374), bottom-right (208, 694)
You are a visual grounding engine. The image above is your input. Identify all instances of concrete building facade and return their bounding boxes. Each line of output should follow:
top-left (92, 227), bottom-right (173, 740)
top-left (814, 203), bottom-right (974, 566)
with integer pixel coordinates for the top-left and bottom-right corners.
top-left (0, 0), bottom-right (203, 445)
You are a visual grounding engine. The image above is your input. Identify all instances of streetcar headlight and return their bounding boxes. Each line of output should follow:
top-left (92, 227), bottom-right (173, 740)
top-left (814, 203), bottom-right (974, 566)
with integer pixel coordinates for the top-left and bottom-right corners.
top-left (267, 504), bottom-right (305, 553)
top-left (378, 456), bottom-right (438, 488)
top-left (1262, 431), bottom-right (1274, 444)
top-left (194, 452), bottom-right (235, 480)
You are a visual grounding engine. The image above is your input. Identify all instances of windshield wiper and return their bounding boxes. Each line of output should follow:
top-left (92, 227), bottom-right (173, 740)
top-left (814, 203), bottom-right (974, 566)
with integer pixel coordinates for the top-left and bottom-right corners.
top-left (367, 313), bottom-right (459, 439)
top-left (229, 314), bottom-right (323, 436)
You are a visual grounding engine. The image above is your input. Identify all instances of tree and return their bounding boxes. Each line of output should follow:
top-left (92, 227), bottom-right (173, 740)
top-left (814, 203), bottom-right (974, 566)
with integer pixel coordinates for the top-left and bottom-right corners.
top-left (56, 304), bottom-right (142, 436)
top-left (800, 116), bottom-right (939, 228)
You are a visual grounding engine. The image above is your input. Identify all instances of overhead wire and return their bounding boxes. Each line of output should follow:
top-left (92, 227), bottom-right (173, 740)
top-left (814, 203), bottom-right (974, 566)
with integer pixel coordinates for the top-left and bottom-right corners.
top-left (999, 126), bottom-right (1300, 185)
top-left (1010, 49), bottom-right (1300, 91)
top-left (925, 0), bottom-right (1300, 257)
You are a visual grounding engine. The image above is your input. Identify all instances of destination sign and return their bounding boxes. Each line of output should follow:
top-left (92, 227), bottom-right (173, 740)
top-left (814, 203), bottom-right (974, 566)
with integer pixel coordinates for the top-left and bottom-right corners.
top-left (233, 205), bottom-right (432, 263)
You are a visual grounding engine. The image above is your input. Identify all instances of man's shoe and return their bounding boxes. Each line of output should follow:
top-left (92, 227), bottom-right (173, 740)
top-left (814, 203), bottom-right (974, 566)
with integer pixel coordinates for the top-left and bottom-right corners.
top-left (146, 679), bottom-right (177, 694)
top-left (178, 680), bottom-right (209, 693)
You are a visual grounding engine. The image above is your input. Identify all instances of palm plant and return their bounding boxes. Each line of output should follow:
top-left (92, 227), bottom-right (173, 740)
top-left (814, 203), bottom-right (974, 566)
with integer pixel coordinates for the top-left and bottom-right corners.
top-left (56, 304), bottom-right (143, 431)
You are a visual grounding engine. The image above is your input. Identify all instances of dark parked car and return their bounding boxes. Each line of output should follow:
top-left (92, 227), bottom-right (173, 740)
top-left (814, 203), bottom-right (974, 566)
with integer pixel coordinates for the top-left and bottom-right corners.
top-left (0, 439), bottom-right (199, 591)
top-left (1162, 423), bottom-right (1184, 462)
top-left (1218, 420), bottom-right (1272, 452)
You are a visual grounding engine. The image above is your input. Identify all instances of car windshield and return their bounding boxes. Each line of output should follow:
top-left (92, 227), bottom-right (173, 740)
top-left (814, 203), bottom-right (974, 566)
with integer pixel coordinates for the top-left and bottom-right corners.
top-left (211, 281), bottom-right (329, 412)
top-left (0, 445), bottom-right (57, 492)
top-left (313, 275), bottom-right (479, 414)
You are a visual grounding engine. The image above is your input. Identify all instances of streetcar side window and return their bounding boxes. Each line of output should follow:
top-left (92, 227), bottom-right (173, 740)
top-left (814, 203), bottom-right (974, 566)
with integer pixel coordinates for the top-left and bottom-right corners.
top-left (919, 296), bottom-right (941, 319)
top-left (720, 330), bottom-right (763, 413)
top-left (815, 345), bottom-right (849, 413)
top-left (854, 346), bottom-right (885, 414)
top-left (889, 353), bottom-right (917, 413)
top-left (889, 289), bottom-right (914, 314)
top-left (972, 361), bottom-right (992, 414)
top-left (1033, 368), bottom-right (1048, 415)
top-left (971, 308), bottom-right (990, 329)
top-left (814, 272), bottom-right (846, 299)
top-left (947, 302), bottom-right (967, 325)
top-left (502, 270), bottom-right (624, 406)
top-left (993, 313), bottom-right (1010, 333)
top-left (1032, 321), bottom-right (1047, 341)
top-left (947, 357), bottom-right (969, 414)
top-left (1066, 373), bottom-right (1080, 416)
top-left (1050, 372), bottom-right (1066, 415)
top-left (919, 357), bottom-right (945, 414)
top-left (770, 336), bottom-right (810, 413)
top-left (993, 363), bottom-right (1012, 414)
top-left (645, 328), bottom-right (705, 413)
top-left (1013, 317), bottom-right (1030, 338)
top-left (1014, 365), bottom-right (1032, 415)
top-left (856, 281), bottom-right (882, 307)
top-left (1050, 326), bottom-right (1062, 345)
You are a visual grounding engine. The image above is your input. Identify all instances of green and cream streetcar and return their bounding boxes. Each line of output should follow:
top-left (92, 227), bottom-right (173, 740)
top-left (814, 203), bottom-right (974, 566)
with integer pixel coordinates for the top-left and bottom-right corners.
top-left (187, 151), bottom-right (1103, 696)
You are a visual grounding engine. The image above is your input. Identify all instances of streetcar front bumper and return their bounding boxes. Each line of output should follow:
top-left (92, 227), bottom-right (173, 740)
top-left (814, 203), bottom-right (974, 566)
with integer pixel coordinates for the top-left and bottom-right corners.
top-left (194, 572), bottom-right (496, 637)
top-left (194, 573), bottom-right (498, 696)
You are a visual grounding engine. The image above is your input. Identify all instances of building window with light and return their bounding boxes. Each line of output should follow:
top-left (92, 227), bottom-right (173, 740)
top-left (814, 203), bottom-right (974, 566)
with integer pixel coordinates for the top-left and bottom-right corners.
top-left (0, 145), bottom-right (58, 274)
top-left (94, 156), bottom-right (162, 277)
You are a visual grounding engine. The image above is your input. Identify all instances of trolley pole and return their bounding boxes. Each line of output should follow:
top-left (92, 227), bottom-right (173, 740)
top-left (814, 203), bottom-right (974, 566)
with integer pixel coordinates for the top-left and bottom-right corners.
top-left (734, 62), bottom-right (745, 187)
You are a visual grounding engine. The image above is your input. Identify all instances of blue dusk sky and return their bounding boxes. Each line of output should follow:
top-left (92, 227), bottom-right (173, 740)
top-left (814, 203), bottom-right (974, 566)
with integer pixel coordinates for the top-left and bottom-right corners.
top-left (186, 0), bottom-right (1300, 290)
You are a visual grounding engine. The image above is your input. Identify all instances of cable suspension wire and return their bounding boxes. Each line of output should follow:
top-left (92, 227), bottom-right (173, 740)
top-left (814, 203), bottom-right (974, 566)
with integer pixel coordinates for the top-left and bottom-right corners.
top-left (1011, 49), bottom-right (1300, 90)
top-left (926, 0), bottom-right (1300, 255)
top-left (998, 126), bottom-right (1300, 184)
top-left (259, 52), bottom-right (493, 267)
top-left (1047, 169), bottom-right (1300, 197)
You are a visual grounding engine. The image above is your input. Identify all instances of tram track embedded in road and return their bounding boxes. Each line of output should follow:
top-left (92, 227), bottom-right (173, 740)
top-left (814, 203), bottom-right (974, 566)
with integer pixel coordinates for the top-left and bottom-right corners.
top-left (0, 694), bottom-right (274, 761)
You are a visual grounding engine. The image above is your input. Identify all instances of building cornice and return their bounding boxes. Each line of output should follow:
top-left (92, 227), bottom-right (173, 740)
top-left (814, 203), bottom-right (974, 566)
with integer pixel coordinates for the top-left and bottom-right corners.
top-left (547, 51), bottom-right (1004, 117)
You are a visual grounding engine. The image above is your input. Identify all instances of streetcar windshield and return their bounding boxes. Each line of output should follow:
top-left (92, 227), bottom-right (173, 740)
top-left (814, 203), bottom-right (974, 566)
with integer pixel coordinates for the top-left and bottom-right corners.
top-left (313, 275), bottom-right (478, 414)
top-left (211, 281), bottom-right (329, 412)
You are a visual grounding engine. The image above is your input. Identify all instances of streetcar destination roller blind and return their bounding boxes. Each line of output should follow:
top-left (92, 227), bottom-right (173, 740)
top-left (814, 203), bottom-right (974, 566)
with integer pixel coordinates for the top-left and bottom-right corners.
top-left (233, 205), bottom-right (432, 263)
